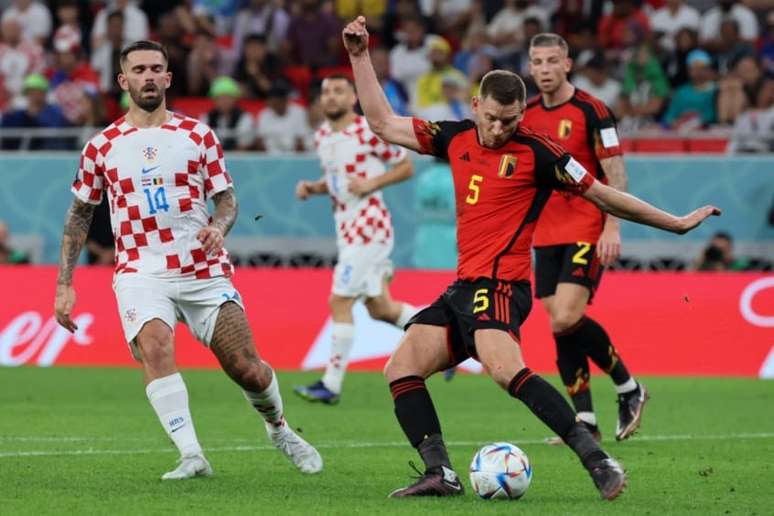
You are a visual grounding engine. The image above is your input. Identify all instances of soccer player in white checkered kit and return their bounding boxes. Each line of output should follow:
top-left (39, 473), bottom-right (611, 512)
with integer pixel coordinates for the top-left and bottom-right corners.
top-left (293, 75), bottom-right (418, 404)
top-left (53, 41), bottom-right (322, 480)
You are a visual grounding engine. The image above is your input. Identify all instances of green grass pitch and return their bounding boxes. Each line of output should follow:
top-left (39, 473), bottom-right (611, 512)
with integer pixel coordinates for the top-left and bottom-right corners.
top-left (1, 367), bottom-right (773, 515)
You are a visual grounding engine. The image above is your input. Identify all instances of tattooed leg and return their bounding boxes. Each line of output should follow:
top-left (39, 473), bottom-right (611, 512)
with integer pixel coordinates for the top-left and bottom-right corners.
top-left (210, 301), bottom-right (272, 391)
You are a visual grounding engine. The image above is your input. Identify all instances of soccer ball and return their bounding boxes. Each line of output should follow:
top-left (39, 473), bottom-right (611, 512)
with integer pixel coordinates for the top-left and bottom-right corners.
top-left (469, 442), bottom-right (532, 500)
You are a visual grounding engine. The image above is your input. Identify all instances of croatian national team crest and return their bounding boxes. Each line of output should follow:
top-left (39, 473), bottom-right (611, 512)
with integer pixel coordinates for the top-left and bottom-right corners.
top-left (142, 146), bottom-right (158, 163)
top-left (498, 154), bottom-right (517, 178)
top-left (124, 308), bottom-right (137, 323)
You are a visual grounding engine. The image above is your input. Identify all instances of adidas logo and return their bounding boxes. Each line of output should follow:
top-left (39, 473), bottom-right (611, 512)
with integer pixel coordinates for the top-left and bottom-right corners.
top-left (459, 152), bottom-right (471, 162)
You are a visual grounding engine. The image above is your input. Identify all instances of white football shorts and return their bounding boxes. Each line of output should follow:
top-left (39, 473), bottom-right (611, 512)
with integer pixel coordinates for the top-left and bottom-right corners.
top-left (113, 274), bottom-right (245, 360)
top-left (332, 243), bottom-right (394, 299)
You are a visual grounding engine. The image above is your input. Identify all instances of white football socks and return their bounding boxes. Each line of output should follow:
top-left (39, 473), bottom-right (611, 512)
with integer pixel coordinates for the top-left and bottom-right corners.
top-left (577, 411), bottom-right (597, 426)
top-left (244, 369), bottom-right (286, 430)
top-left (614, 378), bottom-right (638, 394)
top-left (395, 303), bottom-right (419, 329)
top-left (321, 322), bottom-right (355, 394)
top-left (146, 373), bottom-right (203, 458)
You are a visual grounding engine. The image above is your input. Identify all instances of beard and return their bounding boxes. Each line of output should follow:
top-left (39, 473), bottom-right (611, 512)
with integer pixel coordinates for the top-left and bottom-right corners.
top-left (128, 83), bottom-right (165, 112)
top-left (324, 107), bottom-right (348, 121)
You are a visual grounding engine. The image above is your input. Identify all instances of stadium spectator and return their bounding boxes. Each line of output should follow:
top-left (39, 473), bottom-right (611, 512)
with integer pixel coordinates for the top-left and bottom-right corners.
top-left (596, 0), bottom-right (650, 52)
top-left (417, 72), bottom-right (472, 121)
top-left (0, 0), bottom-right (52, 45)
top-left (90, 10), bottom-right (125, 99)
top-left (649, 0), bottom-right (700, 54)
top-left (155, 12), bottom-right (190, 102)
top-left (0, 220), bottom-right (29, 264)
top-left (414, 36), bottom-right (467, 110)
top-left (388, 16), bottom-right (433, 106)
top-left (424, 0), bottom-right (475, 37)
top-left (664, 27), bottom-right (699, 87)
top-left (452, 27), bottom-right (498, 78)
top-left (54, 1), bottom-right (85, 51)
top-left (0, 73), bottom-right (70, 150)
top-left (692, 231), bottom-right (749, 271)
top-left (728, 104), bottom-right (774, 153)
top-left (487, 0), bottom-right (549, 56)
top-left (47, 28), bottom-right (101, 126)
top-left (186, 30), bottom-right (220, 97)
top-left (715, 19), bottom-right (754, 75)
top-left (85, 197), bottom-right (114, 266)
top-left (91, 0), bottom-right (149, 53)
top-left (380, 0), bottom-right (433, 49)
top-left (0, 16), bottom-right (44, 110)
top-left (204, 76), bottom-right (255, 151)
top-left (231, 0), bottom-right (290, 61)
top-left (191, 0), bottom-right (243, 36)
top-left (233, 34), bottom-right (284, 100)
top-left (717, 56), bottom-right (774, 125)
top-left (761, 12), bottom-right (774, 78)
top-left (284, 0), bottom-right (342, 68)
top-left (335, 0), bottom-right (388, 34)
top-left (573, 52), bottom-right (621, 109)
top-left (662, 49), bottom-right (717, 129)
top-left (616, 43), bottom-right (670, 131)
top-left (371, 46), bottom-right (410, 116)
top-left (699, 0), bottom-right (758, 50)
top-left (255, 82), bottom-right (310, 153)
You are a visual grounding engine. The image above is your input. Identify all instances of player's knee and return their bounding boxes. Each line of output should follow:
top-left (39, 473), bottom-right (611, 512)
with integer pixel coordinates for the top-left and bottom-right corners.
top-left (230, 358), bottom-right (267, 391)
top-left (550, 309), bottom-right (584, 333)
top-left (136, 334), bottom-right (173, 368)
top-left (328, 295), bottom-right (353, 318)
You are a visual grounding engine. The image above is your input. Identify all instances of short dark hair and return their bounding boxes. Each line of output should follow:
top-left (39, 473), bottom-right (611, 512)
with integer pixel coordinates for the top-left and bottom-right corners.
top-left (712, 231), bottom-right (732, 242)
top-left (529, 32), bottom-right (569, 55)
top-left (107, 10), bottom-right (124, 23)
top-left (120, 40), bottom-right (168, 66)
top-left (323, 74), bottom-right (355, 88)
top-left (479, 70), bottom-right (526, 105)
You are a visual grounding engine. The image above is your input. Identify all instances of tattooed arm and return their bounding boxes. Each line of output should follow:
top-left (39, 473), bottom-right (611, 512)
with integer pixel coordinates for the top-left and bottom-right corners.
top-left (197, 188), bottom-right (237, 254)
top-left (55, 198), bottom-right (96, 332)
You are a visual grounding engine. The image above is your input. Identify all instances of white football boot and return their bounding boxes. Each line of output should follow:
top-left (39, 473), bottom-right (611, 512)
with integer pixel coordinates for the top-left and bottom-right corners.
top-left (161, 454), bottom-right (213, 480)
top-left (267, 423), bottom-right (323, 474)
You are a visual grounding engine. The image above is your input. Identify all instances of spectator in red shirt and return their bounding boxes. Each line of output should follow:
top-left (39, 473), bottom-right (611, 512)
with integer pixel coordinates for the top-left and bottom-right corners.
top-left (597, 0), bottom-right (650, 51)
top-left (47, 27), bottom-right (102, 125)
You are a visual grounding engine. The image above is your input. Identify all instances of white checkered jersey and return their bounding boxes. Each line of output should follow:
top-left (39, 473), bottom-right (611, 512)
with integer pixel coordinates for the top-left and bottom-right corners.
top-left (314, 116), bottom-right (407, 248)
top-left (71, 113), bottom-right (234, 278)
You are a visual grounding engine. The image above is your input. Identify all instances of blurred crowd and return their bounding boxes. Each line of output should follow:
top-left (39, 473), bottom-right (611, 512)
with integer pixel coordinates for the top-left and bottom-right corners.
top-left (0, 0), bottom-right (773, 152)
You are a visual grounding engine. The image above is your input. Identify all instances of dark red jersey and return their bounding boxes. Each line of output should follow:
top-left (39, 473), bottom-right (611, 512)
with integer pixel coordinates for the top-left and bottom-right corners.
top-left (522, 89), bottom-right (623, 246)
top-left (412, 118), bottom-right (595, 282)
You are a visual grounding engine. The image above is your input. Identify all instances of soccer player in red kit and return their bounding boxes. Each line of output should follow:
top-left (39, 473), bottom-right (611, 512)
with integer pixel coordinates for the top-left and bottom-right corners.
top-left (343, 16), bottom-right (719, 500)
top-left (523, 33), bottom-right (645, 443)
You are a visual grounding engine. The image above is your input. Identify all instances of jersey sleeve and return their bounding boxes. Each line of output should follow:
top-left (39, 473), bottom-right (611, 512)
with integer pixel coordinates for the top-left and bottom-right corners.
top-left (411, 118), bottom-right (464, 160)
top-left (586, 101), bottom-right (623, 160)
top-left (532, 138), bottom-right (595, 195)
top-left (71, 139), bottom-right (106, 204)
top-left (199, 127), bottom-right (233, 199)
top-left (363, 127), bottom-right (407, 165)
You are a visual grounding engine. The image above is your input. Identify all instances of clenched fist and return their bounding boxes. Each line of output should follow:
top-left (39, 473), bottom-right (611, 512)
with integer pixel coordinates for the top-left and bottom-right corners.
top-left (342, 16), bottom-right (369, 57)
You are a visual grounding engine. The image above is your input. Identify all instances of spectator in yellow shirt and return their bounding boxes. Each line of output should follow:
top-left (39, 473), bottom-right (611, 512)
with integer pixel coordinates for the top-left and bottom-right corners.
top-left (414, 36), bottom-right (467, 111)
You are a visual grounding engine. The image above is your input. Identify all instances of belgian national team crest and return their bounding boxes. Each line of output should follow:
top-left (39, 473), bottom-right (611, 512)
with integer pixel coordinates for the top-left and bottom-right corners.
top-left (558, 119), bottom-right (572, 139)
top-left (498, 154), bottom-right (518, 178)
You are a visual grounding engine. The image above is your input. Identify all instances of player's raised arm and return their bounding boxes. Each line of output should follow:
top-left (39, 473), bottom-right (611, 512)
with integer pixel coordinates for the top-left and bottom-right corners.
top-left (582, 180), bottom-right (720, 235)
top-left (343, 16), bottom-right (421, 152)
top-left (54, 198), bottom-right (96, 332)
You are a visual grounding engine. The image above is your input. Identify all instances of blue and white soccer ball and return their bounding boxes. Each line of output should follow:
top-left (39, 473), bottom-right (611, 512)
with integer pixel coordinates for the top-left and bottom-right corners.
top-left (469, 442), bottom-right (532, 500)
